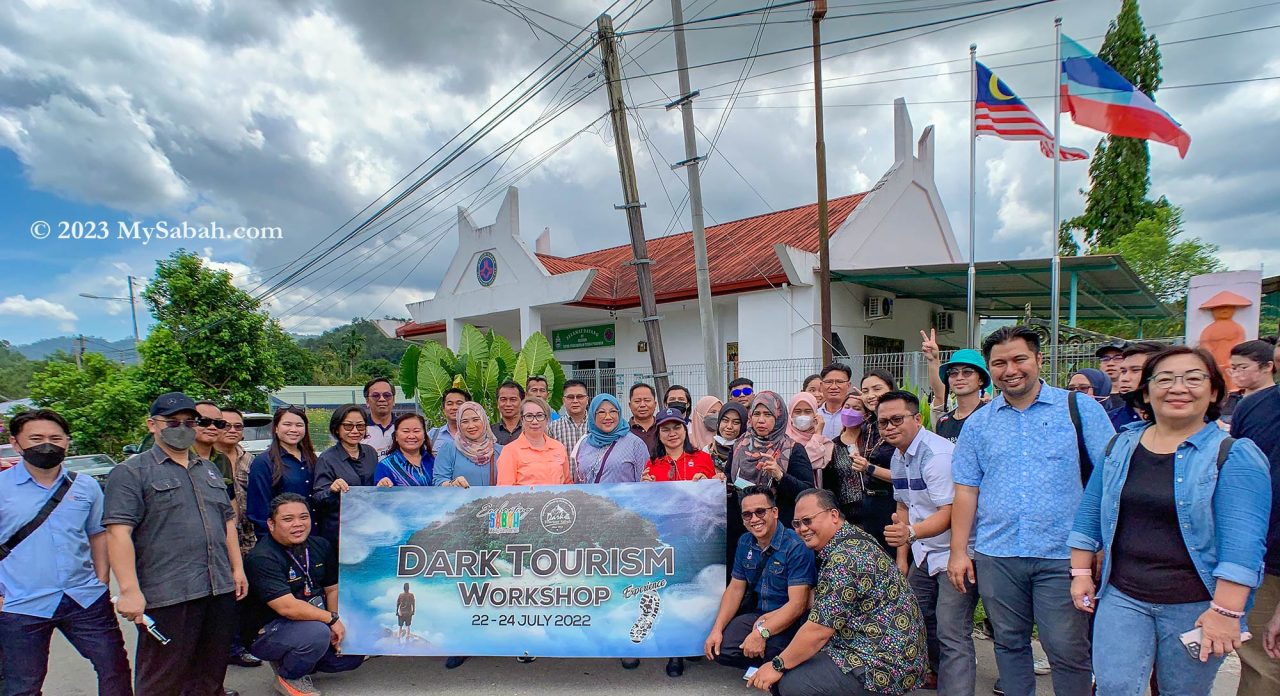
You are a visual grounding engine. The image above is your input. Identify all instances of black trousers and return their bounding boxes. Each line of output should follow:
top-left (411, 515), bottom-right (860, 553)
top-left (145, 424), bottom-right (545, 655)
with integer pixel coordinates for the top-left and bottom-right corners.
top-left (134, 593), bottom-right (235, 696)
top-left (715, 612), bottom-right (801, 669)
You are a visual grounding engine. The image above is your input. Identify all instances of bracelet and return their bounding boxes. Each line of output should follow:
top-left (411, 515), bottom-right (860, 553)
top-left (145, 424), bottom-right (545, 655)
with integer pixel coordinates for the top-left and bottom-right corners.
top-left (1210, 602), bottom-right (1245, 619)
top-left (1069, 568), bottom-right (1092, 577)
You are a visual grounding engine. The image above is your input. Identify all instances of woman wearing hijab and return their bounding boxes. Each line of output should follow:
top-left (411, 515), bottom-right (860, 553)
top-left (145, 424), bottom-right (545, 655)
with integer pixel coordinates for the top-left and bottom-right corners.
top-left (689, 395), bottom-right (722, 454)
top-left (432, 401), bottom-right (503, 488)
top-left (571, 394), bottom-right (649, 485)
top-left (729, 391), bottom-right (814, 526)
top-left (1068, 367), bottom-right (1112, 404)
top-left (705, 402), bottom-right (746, 476)
top-left (786, 392), bottom-right (833, 486)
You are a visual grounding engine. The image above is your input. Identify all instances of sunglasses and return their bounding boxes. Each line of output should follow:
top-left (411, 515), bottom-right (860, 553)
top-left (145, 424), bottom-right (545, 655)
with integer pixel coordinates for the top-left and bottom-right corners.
top-left (946, 367), bottom-right (978, 378)
top-left (731, 387), bottom-right (754, 398)
top-left (195, 416), bottom-right (228, 429)
top-left (156, 418), bottom-right (198, 429)
top-left (740, 506), bottom-right (775, 521)
top-left (368, 391), bottom-right (394, 401)
top-left (224, 424), bottom-right (245, 432)
top-left (340, 422), bottom-right (368, 431)
top-left (791, 508), bottom-right (836, 530)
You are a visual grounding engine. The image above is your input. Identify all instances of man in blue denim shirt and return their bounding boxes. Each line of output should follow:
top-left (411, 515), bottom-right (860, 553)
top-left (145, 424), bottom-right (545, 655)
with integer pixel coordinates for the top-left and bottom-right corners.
top-left (705, 487), bottom-right (816, 669)
top-left (948, 326), bottom-right (1114, 696)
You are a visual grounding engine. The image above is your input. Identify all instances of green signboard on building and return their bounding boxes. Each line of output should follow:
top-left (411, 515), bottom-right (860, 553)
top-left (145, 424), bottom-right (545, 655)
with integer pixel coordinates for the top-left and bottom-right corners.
top-left (552, 324), bottom-right (616, 351)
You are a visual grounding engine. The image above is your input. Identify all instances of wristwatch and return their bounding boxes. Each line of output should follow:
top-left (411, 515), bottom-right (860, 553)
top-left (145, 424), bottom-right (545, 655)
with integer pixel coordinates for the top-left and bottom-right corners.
top-left (907, 525), bottom-right (918, 544)
top-left (865, 463), bottom-right (877, 475)
top-left (755, 620), bottom-right (771, 639)
top-left (326, 611), bottom-right (340, 626)
top-left (771, 656), bottom-right (788, 673)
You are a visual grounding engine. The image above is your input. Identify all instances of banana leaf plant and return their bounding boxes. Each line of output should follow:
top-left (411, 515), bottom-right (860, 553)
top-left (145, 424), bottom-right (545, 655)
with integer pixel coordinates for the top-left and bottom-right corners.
top-left (399, 324), bottom-right (565, 426)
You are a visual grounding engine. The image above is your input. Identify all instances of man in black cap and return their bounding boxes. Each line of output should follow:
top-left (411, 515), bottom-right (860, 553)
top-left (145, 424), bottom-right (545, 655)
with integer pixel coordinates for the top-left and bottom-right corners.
top-left (104, 392), bottom-right (248, 696)
top-left (1094, 341), bottom-right (1129, 412)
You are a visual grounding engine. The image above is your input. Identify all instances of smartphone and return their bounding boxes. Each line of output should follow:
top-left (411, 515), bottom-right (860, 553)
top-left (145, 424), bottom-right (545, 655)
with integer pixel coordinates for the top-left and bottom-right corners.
top-left (1180, 627), bottom-right (1255, 660)
top-left (743, 666), bottom-right (759, 680)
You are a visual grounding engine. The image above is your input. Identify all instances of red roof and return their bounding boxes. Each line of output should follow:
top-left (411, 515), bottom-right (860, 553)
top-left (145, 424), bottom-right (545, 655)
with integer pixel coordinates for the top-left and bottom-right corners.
top-left (539, 193), bottom-right (865, 310)
top-left (397, 320), bottom-right (445, 339)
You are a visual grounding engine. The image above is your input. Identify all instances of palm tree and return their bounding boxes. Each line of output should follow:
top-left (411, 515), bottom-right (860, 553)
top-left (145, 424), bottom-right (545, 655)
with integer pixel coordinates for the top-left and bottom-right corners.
top-left (335, 329), bottom-right (365, 377)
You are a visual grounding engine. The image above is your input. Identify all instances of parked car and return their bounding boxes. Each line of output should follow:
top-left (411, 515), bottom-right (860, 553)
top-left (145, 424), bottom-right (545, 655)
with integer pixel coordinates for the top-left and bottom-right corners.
top-left (64, 453), bottom-right (118, 486)
top-left (0, 443), bottom-right (20, 471)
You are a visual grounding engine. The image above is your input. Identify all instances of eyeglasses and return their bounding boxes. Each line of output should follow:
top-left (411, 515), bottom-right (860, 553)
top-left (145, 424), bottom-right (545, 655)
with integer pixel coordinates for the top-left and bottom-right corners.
top-left (791, 508), bottom-right (836, 529)
top-left (820, 378), bottom-right (849, 386)
top-left (876, 414), bottom-right (912, 429)
top-left (594, 409), bottom-right (619, 418)
top-left (1098, 354), bottom-right (1124, 363)
top-left (740, 507), bottom-right (776, 521)
top-left (368, 391), bottom-right (394, 401)
top-left (731, 387), bottom-right (754, 398)
top-left (1065, 385), bottom-right (1093, 393)
top-left (340, 422), bottom-right (368, 431)
top-left (521, 413), bottom-right (547, 422)
top-left (564, 393), bottom-right (589, 400)
top-left (195, 416), bottom-right (228, 429)
top-left (224, 424), bottom-right (245, 432)
top-left (157, 418), bottom-right (197, 428)
top-left (946, 367), bottom-right (978, 379)
top-left (1148, 370), bottom-right (1209, 390)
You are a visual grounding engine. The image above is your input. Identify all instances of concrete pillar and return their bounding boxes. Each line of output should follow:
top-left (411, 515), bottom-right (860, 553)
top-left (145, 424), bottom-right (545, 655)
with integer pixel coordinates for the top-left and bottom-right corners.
top-left (519, 306), bottom-right (543, 345)
top-left (446, 317), bottom-right (464, 352)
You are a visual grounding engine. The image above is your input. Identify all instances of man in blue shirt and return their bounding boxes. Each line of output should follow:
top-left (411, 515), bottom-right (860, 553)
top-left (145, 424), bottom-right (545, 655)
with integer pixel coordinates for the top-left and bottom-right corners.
top-left (0, 409), bottom-right (131, 695)
top-left (948, 326), bottom-right (1114, 696)
top-left (705, 486), bottom-right (817, 670)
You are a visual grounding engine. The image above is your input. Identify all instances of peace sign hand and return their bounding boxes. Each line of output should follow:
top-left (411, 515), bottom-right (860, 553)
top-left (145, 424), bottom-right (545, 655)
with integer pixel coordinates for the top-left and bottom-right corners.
top-left (921, 329), bottom-right (941, 365)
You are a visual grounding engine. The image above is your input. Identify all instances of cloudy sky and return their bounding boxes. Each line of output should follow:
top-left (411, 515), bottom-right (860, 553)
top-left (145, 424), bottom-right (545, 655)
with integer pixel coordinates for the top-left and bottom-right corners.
top-left (1, 0), bottom-right (1277, 346)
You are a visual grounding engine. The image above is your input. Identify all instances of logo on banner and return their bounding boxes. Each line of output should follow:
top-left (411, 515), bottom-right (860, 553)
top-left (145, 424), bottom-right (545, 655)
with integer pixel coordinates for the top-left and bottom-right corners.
top-left (540, 498), bottom-right (576, 535)
top-left (477, 502), bottom-right (531, 534)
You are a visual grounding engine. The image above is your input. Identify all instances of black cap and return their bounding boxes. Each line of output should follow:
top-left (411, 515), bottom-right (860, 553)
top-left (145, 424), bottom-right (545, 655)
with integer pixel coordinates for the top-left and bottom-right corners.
top-left (149, 392), bottom-right (197, 417)
top-left (1094, 340), bottom-right (1129, 358)
top-left (653, 407), bottom-right (687, 427)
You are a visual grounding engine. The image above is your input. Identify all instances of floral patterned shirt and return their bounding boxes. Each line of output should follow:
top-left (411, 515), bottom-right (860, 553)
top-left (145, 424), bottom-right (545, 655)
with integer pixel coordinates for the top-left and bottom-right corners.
top-left (809, 523), bottom-right (927, 695)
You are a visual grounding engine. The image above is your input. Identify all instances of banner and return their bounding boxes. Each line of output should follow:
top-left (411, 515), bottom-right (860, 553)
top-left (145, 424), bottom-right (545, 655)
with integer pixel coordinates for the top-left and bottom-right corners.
top-left (337, 480), bottom-right (727, 657)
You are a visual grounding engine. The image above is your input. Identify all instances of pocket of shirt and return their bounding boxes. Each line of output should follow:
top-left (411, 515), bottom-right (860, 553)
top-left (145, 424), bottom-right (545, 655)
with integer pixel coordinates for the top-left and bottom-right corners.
top-left (147, 478), bottom-right (183, 509)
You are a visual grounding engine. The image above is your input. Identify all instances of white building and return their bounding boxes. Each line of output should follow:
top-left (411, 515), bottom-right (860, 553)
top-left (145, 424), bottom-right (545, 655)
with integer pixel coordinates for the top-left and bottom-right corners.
top-left (383, 100), bottom-right (970, 394)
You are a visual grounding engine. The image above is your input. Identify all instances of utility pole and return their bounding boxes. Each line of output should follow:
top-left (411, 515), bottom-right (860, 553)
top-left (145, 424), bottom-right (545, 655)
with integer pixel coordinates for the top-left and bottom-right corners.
top-left (127, 275), bottom-right (141, 346)
top-left (667, 0), bottom-right (720, 399)
top-left (598, 14), bottom-right (671, 397)
top-left (812, 0), bottom-right (833, 365)
top-left (75, 334), bottom-right (85, 369)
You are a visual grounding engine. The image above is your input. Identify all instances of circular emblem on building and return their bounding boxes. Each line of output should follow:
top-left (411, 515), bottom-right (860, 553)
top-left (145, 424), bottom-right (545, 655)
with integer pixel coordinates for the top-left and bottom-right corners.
top-left (540, 497), bottom-right (576, 535)
top-left (476, 251), bottom-right (498, 287)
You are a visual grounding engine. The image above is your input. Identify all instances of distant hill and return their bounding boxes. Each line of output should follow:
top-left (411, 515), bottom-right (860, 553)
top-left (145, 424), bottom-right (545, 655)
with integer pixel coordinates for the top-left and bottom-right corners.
top-left (14, 336), bottom-right (138, 364)
top-left (297, 318), bottom-right (410, 364)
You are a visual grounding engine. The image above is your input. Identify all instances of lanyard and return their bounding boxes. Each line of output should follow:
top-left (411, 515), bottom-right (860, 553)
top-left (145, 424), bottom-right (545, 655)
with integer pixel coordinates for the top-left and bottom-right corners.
top-left (287, 546), bottom-right (315, 597)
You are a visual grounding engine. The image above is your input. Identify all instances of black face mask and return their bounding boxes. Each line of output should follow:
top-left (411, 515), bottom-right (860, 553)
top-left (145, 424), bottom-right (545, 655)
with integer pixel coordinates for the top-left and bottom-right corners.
top-left (23, 443), bottom-right (66, 470)
top-left (669, 401), bottom-right (690, 416)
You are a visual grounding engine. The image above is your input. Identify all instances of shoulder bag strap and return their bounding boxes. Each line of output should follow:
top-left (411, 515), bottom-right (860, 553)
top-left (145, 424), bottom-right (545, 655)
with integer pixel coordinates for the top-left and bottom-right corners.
top-left (1216, 437), bottom-right (1236, 471)
top-left (592, 441), bottom-right (621, 484)
top-left (0, 471), bottom-right (77, 562)
top-left (1068, 391), bottom-right (1093, 486)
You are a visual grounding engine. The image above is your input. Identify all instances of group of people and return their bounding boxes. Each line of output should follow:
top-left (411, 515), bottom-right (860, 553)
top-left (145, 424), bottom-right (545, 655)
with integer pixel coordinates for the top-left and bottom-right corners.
top-left (2, 328), bottom-right (1279, 696)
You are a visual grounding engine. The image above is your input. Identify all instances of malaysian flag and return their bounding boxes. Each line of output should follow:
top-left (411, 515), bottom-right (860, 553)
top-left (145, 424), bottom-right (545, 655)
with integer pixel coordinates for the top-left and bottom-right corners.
top-left (975, 61), bottom-right (1088, 161)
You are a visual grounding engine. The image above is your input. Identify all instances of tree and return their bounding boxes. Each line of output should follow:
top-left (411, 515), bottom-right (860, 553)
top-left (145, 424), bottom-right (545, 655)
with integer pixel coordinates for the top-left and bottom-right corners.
top-left (28, 352), bottom-right (149, 455)
top-left (335, 328), bottom-right (366, 377)
top-left (1061, 0), bottom-right (1164, 254)
top-left (136, 251), bottom-right (285, 410)
top-left (0, 341), bottom-right (38, 399)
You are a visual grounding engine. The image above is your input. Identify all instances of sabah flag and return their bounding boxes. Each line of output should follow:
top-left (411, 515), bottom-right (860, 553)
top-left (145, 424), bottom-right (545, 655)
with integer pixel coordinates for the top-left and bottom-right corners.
top-left (1060, 33), bottom-right (1191, 158)
top-left (975, 61), bottom-right (1088, 161)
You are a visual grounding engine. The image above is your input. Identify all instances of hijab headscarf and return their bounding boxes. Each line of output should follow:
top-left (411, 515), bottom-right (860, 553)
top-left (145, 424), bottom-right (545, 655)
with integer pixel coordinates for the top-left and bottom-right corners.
top-left (586, 393), bottom-right (629, 448)
top-left (730, 391), bottom-right (794, 485)
top-left (454, 401), bottom-right (497, 465)
top-left (690, 395), bottom-right (722, 451)
top-left (1073, 368), bottom-right (1112, 399)
top-left (785, 392), bottom-right (833, 471)
top-left (710, 402), bottom-right (748, 470)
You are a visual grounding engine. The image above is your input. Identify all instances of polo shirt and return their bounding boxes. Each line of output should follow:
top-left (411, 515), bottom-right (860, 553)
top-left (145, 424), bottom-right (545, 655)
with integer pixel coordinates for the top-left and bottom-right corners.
top-left (890, 428), bottom-right (956, 576)
top-left (1230, 385), bottom-right (1280, 576)
top-left (952, 382), bottom-right (1114, 559)
top-left (0, 465), bottom-right (108, 618)
top-left (244, 535), bottom-right (337, 633)
top-left (731, 524), bottom-right (816, 613)
top-left (629, 420), bottom-right (658, 452)
top-left (102, 446), bottom-right (236, 609)
top-left (246, 450), bottom-right (314, 537)
top-left (495, 434), bottom-right (570, 486)
top-left (492, 420), bottom-right (523, 446)
top-left (361, 419), bottom-right (396, 458)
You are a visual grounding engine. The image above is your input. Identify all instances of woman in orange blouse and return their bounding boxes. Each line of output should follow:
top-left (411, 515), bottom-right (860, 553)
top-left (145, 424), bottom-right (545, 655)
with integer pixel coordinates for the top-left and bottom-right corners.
top-left (496, 396), bottom-right (570, 486)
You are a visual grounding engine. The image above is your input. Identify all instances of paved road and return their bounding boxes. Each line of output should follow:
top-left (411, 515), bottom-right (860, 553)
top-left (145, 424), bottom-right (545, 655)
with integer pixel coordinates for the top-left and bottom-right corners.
top-left (40, 615), bottom-right (1241, 696)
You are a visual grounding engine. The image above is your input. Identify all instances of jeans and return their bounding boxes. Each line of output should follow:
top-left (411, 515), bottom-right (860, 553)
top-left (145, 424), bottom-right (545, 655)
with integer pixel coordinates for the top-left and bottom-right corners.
top-left (250, 618), bottom-right (364, 680)
top-left (714, 612), bottom-right (800, 669)
top-left (0, 592), bottom-right (131, 696)
top-left (1237, 573), bottom-right (1280, 696)
top-left (974, 553), bottom-right (1092, 696)
top-left (773, 650), bottom-right (869, 696)
top-left (134, 592), bottom-right (235, 696)
top-left (1092, 587), bottom-right (1223, 696)
top-left (909, 562), bottom-right (980, 696)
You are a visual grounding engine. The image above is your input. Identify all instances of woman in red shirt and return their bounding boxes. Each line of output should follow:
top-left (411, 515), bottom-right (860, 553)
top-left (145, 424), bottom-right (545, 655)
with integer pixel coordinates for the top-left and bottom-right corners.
top-left (643, 407), bottom-right (716, 482)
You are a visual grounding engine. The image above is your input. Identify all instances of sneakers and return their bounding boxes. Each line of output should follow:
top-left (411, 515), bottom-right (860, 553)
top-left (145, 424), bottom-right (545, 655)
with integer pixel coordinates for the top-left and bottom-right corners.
top-left (273, 673), bottom-right (320, 696)
top-left (1034, 657), bottom-right (1052, 675)
top-left (516, 655), bottom-right (537, 663)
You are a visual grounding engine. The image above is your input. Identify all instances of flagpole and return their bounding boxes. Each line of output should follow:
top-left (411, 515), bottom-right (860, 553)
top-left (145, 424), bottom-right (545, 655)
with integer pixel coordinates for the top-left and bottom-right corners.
top-left (967, 44), bottom-right (978, 349)
top-left (1050, 17), bottom-right (1063, 384)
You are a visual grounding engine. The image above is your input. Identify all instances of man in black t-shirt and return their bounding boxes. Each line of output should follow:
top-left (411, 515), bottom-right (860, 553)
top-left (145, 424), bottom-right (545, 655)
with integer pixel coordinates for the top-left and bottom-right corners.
top-left (246, 493), bottom-right (363, 696)
top-left (931, 349), bottom-right (990, 443)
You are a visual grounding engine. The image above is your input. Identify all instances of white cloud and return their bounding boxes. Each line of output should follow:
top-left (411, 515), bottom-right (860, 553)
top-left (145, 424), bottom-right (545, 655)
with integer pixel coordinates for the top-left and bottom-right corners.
top-left (0, 294), bottom-right (78, 331)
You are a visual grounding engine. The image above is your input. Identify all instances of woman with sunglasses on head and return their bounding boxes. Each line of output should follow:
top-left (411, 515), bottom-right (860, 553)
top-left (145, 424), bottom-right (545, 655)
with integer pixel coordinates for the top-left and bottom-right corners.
top-left (311, 405), bottom-right (379, 546)
top-left (1069, 347), bottom-right (1271, 696)
top-left (247, 406), bottom-right (319, 537)
top-left (850, 369), bottom-right (900, 552)
top-left (375, 413), bottom-right (435, 487)
top-left (729, 391), bottom-right (814, 528)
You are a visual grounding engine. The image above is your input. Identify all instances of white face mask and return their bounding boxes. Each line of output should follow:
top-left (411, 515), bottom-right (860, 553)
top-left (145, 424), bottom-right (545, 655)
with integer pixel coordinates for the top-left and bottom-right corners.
top-left (714, 434), bottom-right (736, 446)
top-left (791, 415), bottom-right (814, 431)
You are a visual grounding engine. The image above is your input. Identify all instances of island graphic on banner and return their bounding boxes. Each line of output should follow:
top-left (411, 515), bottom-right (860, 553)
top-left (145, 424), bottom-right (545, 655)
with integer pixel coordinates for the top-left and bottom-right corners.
top-left (337, 480), bottom-right (727, 657)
